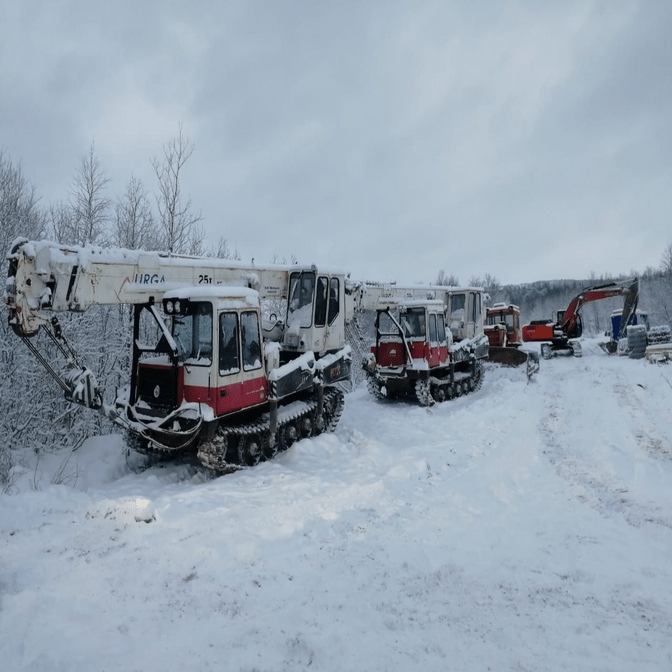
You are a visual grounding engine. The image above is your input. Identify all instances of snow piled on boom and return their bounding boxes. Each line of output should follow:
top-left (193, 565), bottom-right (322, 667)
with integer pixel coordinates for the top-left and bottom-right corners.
top-left (1, 337), bottom-right (672, 671)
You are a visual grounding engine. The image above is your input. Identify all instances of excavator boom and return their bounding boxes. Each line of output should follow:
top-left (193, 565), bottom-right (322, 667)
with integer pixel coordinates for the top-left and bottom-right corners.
top-left (522, 278), bottom-right (639, 357)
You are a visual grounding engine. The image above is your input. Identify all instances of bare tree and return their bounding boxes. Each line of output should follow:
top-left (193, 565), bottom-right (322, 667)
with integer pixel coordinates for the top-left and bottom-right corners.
top-left (661, 241), bottom-right (672, 276)
top-left (187, 223), bottom-right (206, 256)
top-left (114, 175), bottom-right (159, 250)
top-left (151, 124), bottom-right (203, 254)
top-left (0, 151), bottom-right (46, 254)
top-left (69, 141), bottom-right (111, 246)
top-left (271, 252), bottom-right (298, 265)
top-left (48, 201), bottom-right (74, 244)
top-left (210, 235), bottom-right (241, 260)
top-left (435, 270), bottom-right (459, 286)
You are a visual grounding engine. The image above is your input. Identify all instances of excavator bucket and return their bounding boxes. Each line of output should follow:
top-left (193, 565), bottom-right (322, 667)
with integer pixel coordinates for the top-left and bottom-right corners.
top-left (617, 277), bottom-right (639, 340)
top-left (488, 346), bottom-right (540, 378)
top-left (599, 277), bottom-right (639, 355)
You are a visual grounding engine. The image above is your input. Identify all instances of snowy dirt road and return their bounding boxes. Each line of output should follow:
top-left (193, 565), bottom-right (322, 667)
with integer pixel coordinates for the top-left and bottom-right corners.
top-left (1, 338), bottom-right (672, 671)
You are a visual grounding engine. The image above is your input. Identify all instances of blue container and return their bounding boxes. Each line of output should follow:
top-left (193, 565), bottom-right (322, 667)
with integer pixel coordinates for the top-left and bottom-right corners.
top-left (611, 309), bottom-right (649, 340)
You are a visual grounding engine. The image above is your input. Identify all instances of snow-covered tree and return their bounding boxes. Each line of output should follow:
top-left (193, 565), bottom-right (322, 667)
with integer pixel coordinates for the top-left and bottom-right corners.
top-left (0, 153), bottom-right (47, 489)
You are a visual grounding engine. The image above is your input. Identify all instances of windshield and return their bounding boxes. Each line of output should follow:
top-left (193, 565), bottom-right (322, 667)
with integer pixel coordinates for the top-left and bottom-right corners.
top-left (173, 302), bottom-right (213, 365)
top-left (287, 271), bottom-right (315, 328)
top-left (400, 307), bottom-right (426, 338)
top-left (450, 294), bottom-right (465, 320)
top-left (487, 311), bottom-right (514, 331)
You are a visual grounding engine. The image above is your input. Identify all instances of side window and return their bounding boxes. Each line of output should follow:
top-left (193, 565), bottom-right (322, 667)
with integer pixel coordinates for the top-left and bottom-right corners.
top-left (327, 277), bottom-right (340, 325)
top-left (219, 312), bottom-right (239, 374)
top-left (195, 304), bottom-right (213, 362)
top-left (429, 314), bottom-right (438, 343)
top-left (470, 293), bottom-right (482, 323)
top-left (241, 311), bottom-right (262, 371)
top-left (314, 276), bottom-right (328, 327)
top-left (437, 315), bottom-right (446, 343)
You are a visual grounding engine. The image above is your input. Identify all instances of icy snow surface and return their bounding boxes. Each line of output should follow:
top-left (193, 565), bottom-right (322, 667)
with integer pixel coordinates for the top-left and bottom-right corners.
top-left (1, 338), bottom-right (671, 671)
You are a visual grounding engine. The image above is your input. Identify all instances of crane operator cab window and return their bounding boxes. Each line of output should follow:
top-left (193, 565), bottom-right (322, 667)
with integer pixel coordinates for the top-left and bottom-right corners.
top-left (314, 276), bottom-right (341, 328)
top-left (288, 271), bottom-right (315, 328)
top-left (219, 312), bottom-right (240, 374)
top-left (219, 311), bottom-right (262, 375)
top-left (450, 294), bottom-right (465, 323)
top-left (173, 302), bottom-right (213, 365)
top-left (241, 311), bottom-right (262, 371)
top-left (377, 310), bottom-right (397, 337)
top-left (400, 307), bottom-right (426, 339)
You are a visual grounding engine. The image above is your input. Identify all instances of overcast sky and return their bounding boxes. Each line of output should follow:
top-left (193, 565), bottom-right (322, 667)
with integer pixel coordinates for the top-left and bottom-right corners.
top-left (2, 0), bottom-right (671, 285)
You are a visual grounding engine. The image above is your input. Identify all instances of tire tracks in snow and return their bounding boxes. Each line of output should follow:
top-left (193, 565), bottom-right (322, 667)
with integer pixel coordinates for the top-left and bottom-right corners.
top-left (536, 359), bottom-right (671, 529)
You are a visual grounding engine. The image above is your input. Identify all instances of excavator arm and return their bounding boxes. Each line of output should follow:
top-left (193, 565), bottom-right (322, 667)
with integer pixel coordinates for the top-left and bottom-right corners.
top-left (558, 278), bottom-right (639, 340)
top-left (522, 278), bottom-right (639, 356)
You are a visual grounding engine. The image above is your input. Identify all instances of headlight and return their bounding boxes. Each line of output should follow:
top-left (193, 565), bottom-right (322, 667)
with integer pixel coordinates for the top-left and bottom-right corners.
top-left (174, 300), bottom-right (181, 313)
top-left (165, 300), bottom-right (174, 314)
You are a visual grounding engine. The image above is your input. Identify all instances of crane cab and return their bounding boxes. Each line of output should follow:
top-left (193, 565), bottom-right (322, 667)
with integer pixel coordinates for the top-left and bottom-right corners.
top-left (283, 268), bottom-right (346, 354)
top-left (133, 286), bottom-right (268, 420)
top-left (370, 300), bottom-right (450, 372)
top-left (446, 288), bottom-right (484, 342)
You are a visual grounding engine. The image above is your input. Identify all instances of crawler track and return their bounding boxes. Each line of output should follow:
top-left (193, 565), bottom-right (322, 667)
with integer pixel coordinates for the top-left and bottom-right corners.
top-left (366, 360), bottom-right (485, 407)
top-left (196, 388), bottom-right (345, 473)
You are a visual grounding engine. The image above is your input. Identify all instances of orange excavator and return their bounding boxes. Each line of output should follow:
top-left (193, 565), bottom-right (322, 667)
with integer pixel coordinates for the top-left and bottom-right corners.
top-left (522, 278), bottom-right (639, 359)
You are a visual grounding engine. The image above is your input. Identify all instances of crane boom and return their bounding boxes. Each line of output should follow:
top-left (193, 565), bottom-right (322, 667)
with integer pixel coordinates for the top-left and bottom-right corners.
top-left (5, 238), bottom-right (306, 337)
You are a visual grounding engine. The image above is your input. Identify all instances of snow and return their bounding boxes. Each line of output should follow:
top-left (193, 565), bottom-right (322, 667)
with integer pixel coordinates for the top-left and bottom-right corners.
top-left (268, 350), bottom-right (315, 382)
top-left (2, 337), bottom-right (672, 671)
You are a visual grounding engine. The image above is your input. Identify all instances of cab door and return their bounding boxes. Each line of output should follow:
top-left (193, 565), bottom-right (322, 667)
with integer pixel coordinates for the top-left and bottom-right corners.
top-left (428, 313), bottom-right (441, 367)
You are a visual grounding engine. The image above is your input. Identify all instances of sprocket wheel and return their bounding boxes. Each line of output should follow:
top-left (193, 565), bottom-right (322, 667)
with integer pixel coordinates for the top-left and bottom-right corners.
top-left (431, 385), bottom-right (446, 403)
top-left (279, 420), bottom-right (300, 450)
top-left (262, 432), bottom-right (278, 460)
top-left (415, 379), bottom-right (434, 406)
top-left (238, 433), bottom-right (263, 467)
top-left (197, 433), bottom-right (233, 473)
top-left (366, 375), bottom-right (387, 400)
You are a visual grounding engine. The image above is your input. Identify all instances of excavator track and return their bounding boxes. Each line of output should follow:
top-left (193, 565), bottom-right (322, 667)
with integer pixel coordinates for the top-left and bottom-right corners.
top-left (196, 387), bottom-right (345, 473)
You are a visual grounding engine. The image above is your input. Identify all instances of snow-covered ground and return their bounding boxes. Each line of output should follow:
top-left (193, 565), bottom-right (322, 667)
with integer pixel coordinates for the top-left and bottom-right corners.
top-left (2, 338), bottom-right (671, 671)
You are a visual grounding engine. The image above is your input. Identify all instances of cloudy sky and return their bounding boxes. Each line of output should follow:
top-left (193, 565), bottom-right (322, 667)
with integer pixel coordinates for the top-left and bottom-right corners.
top-left (2, 0), bottom-right (671, 285)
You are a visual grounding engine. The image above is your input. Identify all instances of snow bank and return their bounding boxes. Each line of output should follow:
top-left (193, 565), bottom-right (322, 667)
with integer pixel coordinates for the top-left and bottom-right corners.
top-left (1, 337), bottom-right (671, 671)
